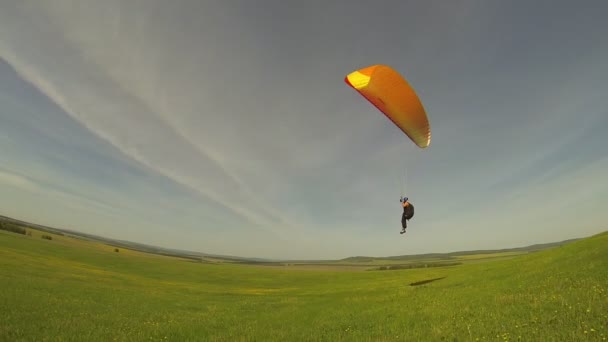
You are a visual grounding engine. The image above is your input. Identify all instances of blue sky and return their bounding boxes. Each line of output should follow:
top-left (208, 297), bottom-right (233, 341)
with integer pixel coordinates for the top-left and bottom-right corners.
top-left (0, 1), bottom-right (607, 259)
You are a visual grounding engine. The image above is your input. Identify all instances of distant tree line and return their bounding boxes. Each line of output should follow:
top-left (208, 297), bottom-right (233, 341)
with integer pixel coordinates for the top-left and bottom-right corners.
top-left (0, 217), bottom-right (67, 240)
top-left (0, 221), bottom-right (27, 235)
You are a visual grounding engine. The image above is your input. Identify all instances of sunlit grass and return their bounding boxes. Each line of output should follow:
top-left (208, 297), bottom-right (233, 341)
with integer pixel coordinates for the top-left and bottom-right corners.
top-left (1, 229), bottom-right (606, 341)
top-left (454, 251), bottom-right (527, 260)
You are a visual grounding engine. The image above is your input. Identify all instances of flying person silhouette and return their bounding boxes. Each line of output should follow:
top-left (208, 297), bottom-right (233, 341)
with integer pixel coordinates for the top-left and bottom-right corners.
top-left (400, 197), bottom-right (414, 234)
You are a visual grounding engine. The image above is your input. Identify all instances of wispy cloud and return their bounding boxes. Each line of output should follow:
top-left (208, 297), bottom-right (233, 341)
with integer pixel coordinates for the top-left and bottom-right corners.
top-left (0, 168), bottom-right (38, 192)
top-left (0, 2), bottom-right (298, 233)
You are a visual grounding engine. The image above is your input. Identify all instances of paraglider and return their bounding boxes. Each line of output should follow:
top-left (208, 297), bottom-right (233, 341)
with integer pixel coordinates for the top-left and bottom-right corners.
top-left (400, 196), bottom-right (414, 234)
top-left (344, 64), bottom-right (430, 235)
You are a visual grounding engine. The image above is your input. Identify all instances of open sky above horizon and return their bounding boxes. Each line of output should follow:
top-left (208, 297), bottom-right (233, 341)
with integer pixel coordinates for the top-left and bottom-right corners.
top-left (1, 1), bottom-right (607, 259)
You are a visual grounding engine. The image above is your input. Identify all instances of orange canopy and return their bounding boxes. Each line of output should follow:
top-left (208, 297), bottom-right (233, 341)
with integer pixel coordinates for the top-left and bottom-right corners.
top-left (345, 64), bottom-right (431, 148)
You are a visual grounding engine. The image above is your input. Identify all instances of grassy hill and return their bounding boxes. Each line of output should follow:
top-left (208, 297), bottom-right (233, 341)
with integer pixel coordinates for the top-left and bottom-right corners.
top-left (0, 215), bottom-right (251, 263)
top-left (1, 226), bottom-right (606, 341)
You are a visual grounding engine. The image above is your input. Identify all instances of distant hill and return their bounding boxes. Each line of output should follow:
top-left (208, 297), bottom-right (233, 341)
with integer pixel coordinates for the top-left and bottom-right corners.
top-left (340, 239), bottom-right (581, 263)
top-left (0, 214), bottom-right (582, 263)
top-left (0, 214), bottom-right (256, 263)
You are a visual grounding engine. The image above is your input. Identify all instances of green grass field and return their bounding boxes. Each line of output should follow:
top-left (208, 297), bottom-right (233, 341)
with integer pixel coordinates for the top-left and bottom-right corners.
top-left (1, 229), bottom-right (607, 341)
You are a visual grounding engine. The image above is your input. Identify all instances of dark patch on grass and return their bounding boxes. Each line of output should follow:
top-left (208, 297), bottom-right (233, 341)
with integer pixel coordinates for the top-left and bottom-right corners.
top-left (375, 262), bottom-right (461, 271)
top-left (409, 277), bottom-right (446, 286)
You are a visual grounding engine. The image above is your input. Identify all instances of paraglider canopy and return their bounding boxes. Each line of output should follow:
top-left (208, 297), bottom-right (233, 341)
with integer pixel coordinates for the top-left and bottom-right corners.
top-left (345, 64), bottom-right (431, 148)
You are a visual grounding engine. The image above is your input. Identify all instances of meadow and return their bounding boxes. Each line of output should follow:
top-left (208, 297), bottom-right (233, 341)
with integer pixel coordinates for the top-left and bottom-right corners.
top-left (1, 228), bottom-right (607, 341)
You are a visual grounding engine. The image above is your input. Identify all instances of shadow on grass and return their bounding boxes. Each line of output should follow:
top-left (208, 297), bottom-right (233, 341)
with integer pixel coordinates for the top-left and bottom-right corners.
top-left (409, 277), bottom-right (447, 286)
